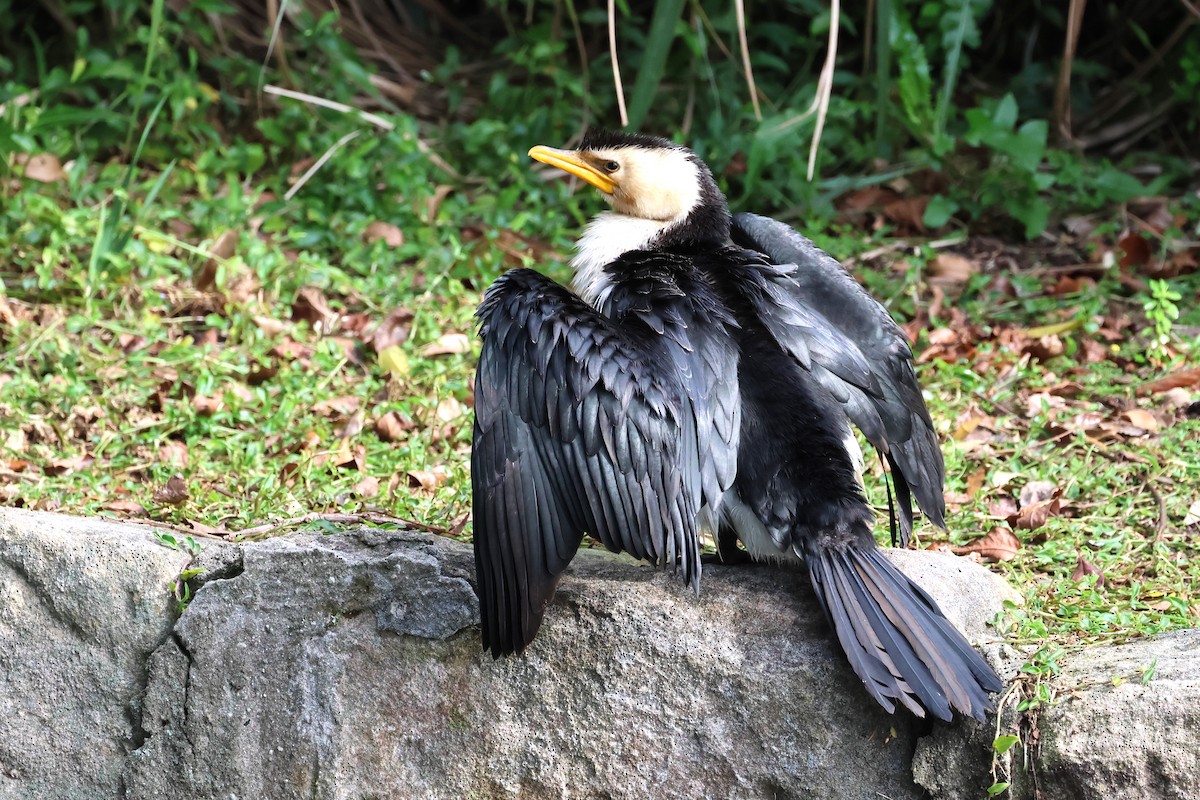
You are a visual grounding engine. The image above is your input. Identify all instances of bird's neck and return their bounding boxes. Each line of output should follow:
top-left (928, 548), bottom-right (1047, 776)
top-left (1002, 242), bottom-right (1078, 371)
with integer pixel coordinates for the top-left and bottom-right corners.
top-left (570, 212), bottom-right (671, 307)
top-left (570, 209), bottom-right (730, 308)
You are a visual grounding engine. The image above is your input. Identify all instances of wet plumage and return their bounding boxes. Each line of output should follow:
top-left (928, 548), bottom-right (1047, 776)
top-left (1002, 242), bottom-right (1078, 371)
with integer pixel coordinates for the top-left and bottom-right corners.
top-left (471, 131), bottom-right (1003, 721)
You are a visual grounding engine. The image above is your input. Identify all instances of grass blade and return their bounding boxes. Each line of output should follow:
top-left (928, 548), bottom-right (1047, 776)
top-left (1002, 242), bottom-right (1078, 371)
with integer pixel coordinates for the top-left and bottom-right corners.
top-left (626, 0), bottom-right (687, 128)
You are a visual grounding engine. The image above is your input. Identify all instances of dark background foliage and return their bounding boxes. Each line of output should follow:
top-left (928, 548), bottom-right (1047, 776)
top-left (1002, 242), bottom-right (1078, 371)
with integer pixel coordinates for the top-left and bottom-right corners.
top-left (3, 0), bottom-right (1198, 236)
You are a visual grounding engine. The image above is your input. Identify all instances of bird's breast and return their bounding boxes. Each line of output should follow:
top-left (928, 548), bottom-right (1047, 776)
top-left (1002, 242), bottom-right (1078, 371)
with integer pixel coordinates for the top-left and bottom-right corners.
top-left (571, 213), bottom-right (673, 307)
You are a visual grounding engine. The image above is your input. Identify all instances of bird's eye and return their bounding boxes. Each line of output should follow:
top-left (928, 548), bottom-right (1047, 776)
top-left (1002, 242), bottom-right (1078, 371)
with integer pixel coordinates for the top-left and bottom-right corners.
top-left (603, 160), bottom-right (620, 173)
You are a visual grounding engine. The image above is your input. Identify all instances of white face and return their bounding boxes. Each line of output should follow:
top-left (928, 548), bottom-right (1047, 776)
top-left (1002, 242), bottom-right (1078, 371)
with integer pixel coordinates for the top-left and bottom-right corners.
top-left (590, 146), bottom-right (703, 223)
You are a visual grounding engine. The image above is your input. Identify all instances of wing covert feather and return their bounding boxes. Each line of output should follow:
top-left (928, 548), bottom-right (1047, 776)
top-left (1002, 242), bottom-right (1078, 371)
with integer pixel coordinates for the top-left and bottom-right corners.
top-left (473, 268), bottom-right (702, 657)
top-left (729, 213), bottom-right (947, 544)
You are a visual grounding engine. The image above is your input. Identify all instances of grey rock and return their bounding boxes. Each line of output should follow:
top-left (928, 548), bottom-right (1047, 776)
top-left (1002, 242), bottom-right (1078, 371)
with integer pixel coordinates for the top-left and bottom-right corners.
top-left (1033, 629), bottom-right (1200, 799)
top-left (122, 530), bottom-right (1011, 800)
top-left (17, 509), bottom-right (1194, 800)
top-left (914, 631), bottom-right (1200, 800)
top-left (0, 508), bottom-right (193, 799)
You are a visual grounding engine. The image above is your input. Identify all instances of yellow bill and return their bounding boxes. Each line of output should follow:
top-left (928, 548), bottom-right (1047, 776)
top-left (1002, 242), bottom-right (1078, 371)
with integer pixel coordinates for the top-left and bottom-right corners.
top-left (528, 145), bottom-right (617, 194)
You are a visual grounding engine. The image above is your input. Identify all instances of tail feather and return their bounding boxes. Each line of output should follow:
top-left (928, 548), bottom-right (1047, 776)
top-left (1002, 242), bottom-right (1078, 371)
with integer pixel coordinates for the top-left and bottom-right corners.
top-left (805, 543), bottom-right (1003, 721)
top-left (859, 549), bottom-right (1004, 694)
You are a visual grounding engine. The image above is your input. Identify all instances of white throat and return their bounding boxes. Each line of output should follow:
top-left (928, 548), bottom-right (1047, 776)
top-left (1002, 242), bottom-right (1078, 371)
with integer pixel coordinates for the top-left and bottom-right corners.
top-left (570, 212), bottom-right (679, 308)
top-left (566, 147), bottom-right (706, 309)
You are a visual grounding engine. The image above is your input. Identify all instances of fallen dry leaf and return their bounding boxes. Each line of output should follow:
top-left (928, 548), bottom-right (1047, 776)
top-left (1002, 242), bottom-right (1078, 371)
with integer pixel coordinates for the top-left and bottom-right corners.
top-left (422, 333), bottom-right (471, 357)
top-left (1008, 497), bottom-right (1065, 531)
top-left (952, 528), bottom-right (1022, 562)
top-left (883, 195), bottom-right (929, 232)
top-left (929, 253), bottom-right (978, 284)
top-left (1080, 338), bottom-right (1110, 364)
top-left (1159, 387), bottom-right (1195, 409)
top-left (426, 184), bottom-right (455, 221)
top-left (1182, 499), bottom-right (1200, 527)
top-left (407, 468), bottom-right (448, 492)
top-left (153, 475), bottom-right (190, 506)
top-left (43, 453), bottom-right (94, 476)
top-left (0, 294), bottom-right (18, 329)
top-left (5, 427), bottom-right (26, 453)
top-left (1117, 233), bottom-right (1152, 270)
top-left (1137, 367), bottom-right (1200, 396)
top-left (337, 410), bottom-right (366, 439)
top-left (353, 475), bottom-right (380, 499)
top-left (1019, 480), bottom-right (1060, 510)
top-left (435, 397), bottom-right (468, 422)
top-left (838, 185), bottom-right (896, 212)
top-left (311, 396), bottom-right (361, 417)
top-left (1044, 380), bottom-right (1085, 398)
top-left (292, 287), bottom-right (338, 333)
top-left (1122, 408), bottom-right (1159, 434)
top-left (1048, 274), bottom-right (1096, 295)
top-left (989, 495), bottom-right (1020, 519)
top-left (280, 461), bottom-right (301, 486)
top-left (315, 441), bottom-right (367, 472)
top-left (157, 441), bottom-right (189, 467)
top-left (1071, 554), bottom-right (1106, 588)
top-left (965, 468), bottom-right (987, 501)
top-left (188, 519), bottom-right (228, 536)
top-left (193, 395), bottom-right (223, 416)
top-left (363, 220), bottom-right (404, 247)
top-left (372, 308), bottom-right (415, 353)
top-left (254, 316), bottom-right (290, 337)
top-left (196, 229), bottom-right (240, 290)
top-left (1158, 248), bottom-right (1198, 278)
top-left (225, 383), bottom-right (255, 404)
top-left (270, 338), bottom-right (314, 363)
top-left (375, 411), bottom-right (414, 442)
top-left (102, 499), bottom-right (149, 516)
top-left (19, 153), bottom-right (65, 183)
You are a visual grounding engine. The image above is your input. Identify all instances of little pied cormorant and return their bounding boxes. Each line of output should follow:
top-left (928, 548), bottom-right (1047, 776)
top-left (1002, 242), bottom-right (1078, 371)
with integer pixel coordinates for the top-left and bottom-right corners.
top-left (471, 130), bottom-right (1003, 721)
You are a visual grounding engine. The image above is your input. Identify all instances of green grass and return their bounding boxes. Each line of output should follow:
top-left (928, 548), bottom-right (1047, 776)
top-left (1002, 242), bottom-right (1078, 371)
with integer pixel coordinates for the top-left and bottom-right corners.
top-left (2, 52), bottom-right (1198, 708)
top-left (0, 109), bottom-right (586, 535)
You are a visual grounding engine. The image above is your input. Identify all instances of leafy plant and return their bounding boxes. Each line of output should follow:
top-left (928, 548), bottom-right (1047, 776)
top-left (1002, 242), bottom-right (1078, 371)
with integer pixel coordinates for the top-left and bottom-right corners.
top-left (1142, 278), bottom-right (1182, 354)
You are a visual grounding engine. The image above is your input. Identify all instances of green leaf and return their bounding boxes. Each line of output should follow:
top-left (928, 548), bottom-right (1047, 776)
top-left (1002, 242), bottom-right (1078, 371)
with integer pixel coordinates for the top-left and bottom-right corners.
top-left (1093, 166), bottom-right (1145, 201)
top-left (893, 16), bottom-right (935, 132)
top-left (993, 94), bottom-right (1019, 131)
top-left (934, 0), bottom-right (993, 137)
top-left (923, 194), bottom-right (960, 228)
top-left (625, 0), bottom-right (687, 129)
top-left (987, 782), bottom-right (1010, 796)
top-left (993, 734), bottom-right (1020, 754)
top-left (1010, 120), bottom-right (1048, 173)
top-left (1014, 196), bottom-right (1050, 239)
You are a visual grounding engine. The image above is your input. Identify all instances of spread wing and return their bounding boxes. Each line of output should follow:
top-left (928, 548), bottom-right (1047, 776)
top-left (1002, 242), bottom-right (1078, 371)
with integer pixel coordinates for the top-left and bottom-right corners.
top-left (728, 213), bottom-right (945, 545)
top-left (472, 268), bottom-right (706, 657)
top-left (597, 252), bottom-right (742, 522)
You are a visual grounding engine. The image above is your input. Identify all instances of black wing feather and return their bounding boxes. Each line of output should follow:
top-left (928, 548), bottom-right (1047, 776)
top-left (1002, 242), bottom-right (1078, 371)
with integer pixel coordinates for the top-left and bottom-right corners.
top-left (473, 268), bottom-right (704, 657)
top-left (730, 212), bottom-right (946, 545)
top-left (599, 252), bottom-right (742, 517)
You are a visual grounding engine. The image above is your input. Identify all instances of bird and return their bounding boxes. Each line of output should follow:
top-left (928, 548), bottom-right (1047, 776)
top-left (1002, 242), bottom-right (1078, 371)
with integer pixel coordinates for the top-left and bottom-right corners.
top-left (471, 130), bottom-right (1003, 721)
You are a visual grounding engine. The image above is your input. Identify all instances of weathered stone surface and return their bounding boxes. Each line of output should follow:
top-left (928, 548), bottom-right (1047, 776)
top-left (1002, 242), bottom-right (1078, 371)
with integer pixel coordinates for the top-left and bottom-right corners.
top-left (0, 508), bottom-right (192, 799)
top-left (1033, 629), bottom-right (1200, 799)
top-left (121, 528), bottom-right (1013, 800)
top-left (913, 630), bottom-right (1200, 800)
top-left (19, 509), bottom-right (1197, 800)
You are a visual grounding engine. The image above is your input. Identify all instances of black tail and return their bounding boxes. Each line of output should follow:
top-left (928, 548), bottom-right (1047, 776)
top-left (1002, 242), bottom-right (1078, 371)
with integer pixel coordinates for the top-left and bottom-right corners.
top-left (804, 543), bottom-right (1003, 721)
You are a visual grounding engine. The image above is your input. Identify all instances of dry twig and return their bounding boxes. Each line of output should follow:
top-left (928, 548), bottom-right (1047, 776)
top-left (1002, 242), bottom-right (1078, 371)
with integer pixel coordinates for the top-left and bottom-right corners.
top-left (607, 0), bottom-right (629, 126)
top-left (734, 0), bottom-right (761, 121)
